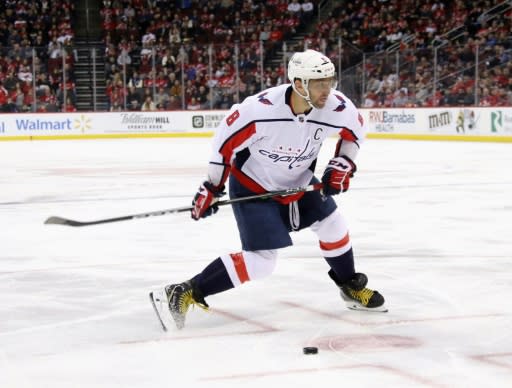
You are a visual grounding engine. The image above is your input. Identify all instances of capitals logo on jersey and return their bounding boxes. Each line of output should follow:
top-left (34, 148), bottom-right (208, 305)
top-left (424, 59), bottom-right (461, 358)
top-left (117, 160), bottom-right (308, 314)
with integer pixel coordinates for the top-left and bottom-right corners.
top-left (257, 92), bottom-right (273, 105)
top-left (333, 95), bottom-right (346, 112)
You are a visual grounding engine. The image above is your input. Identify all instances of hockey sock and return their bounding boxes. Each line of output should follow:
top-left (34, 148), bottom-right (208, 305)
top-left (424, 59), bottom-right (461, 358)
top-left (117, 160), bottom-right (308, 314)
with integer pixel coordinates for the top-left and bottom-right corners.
top-left (192, 257), bottom-right (234, 297)
top-left (324, 248), bottom-right (356, 284)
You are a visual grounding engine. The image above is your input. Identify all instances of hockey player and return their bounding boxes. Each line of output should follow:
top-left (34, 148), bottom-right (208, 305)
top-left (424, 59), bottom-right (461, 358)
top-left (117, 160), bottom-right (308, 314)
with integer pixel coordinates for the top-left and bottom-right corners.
top-left (151, 49), bottom-right (387, 330)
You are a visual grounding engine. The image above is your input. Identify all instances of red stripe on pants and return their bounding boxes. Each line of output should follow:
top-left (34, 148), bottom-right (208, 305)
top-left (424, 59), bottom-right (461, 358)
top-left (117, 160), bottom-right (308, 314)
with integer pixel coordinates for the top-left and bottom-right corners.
top-left (230, 252), bottom-right (250, 284)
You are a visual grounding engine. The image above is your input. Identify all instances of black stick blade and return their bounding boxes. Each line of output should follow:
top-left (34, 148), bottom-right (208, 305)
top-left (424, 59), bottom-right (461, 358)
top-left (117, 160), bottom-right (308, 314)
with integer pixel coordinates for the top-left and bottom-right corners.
top-left (44, 216), bottom-right (85, 227)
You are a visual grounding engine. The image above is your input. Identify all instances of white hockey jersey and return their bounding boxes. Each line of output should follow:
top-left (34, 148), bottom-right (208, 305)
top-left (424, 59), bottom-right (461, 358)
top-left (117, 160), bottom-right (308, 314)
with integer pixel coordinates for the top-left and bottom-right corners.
top-left (207, 84), bottom-right (367, 192)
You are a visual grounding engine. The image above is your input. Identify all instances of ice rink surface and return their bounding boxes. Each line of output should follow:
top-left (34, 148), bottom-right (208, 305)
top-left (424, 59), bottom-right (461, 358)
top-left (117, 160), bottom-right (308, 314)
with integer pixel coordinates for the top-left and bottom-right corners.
top-left (1, 137), bottom-right (511, 388)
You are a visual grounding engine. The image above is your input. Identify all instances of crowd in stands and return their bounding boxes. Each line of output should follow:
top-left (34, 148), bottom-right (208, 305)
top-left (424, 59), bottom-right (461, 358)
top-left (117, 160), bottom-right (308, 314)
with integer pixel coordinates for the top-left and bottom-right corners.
top-left (0, 0), bottom-right (511, 112)
top-left (0, 0), bottom-right (77, 112)
top-left (99, 0), bottom-right (512, 111)
top-left (318, 0), bottom-right (512, 107)
top-left (101, 0), bottom-right (315, 110)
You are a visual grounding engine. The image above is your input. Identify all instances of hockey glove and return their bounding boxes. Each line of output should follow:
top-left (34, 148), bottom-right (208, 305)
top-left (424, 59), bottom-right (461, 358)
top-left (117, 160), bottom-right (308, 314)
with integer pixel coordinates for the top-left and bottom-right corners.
top-left (321, 156), bottom-right (356, 196)
top-left (191, 181), bottom-right (225, 220)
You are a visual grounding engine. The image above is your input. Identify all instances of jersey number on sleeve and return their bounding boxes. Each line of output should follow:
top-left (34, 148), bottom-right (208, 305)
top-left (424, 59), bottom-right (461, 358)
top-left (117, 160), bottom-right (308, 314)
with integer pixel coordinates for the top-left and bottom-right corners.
top-left (226, 110), bottom-right (240, 126)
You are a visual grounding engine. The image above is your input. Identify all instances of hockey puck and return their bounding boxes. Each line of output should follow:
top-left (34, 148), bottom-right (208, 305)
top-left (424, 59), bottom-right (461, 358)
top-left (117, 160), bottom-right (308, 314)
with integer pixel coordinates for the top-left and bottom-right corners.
top-left (303, 346), bottom-right (318, 355)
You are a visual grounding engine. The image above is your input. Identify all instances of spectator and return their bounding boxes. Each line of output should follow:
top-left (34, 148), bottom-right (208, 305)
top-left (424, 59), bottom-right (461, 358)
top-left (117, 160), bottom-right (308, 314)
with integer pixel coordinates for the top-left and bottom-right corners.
top-left (38, 87), bottom-right (58, 111)
top-left (7, 42), bottom-right (25, 60)
top-left (2, 97), bottom-right (19, 112)
top-left (196, 85), bottom-right (210, 108)
top-left (168, 26), bottom-right (182, 44)
top-left (167, 95), bottom-right (182, 110)
top-left (48, 39), bottom-right (63, 60)
top-left (4, 70), bottom-right (19, 91)
top-left (36, 103), bottom-right (48, 112)
top-left (141, 95), bottom-right (156, 111)
top-left (478, 87), bottom-right (493, 106)
top-left (154, 86), bottom-right (170, 109)
top-left (63, 96), bottom-right (77, 112)
top-left (141, 28), bottom-right (156, 46)
top-left (110, 101), bottom-right (123, 111)
top-left (128, 71), bottom-right (144, 88)
top-left (117, 48), bottom-right (132, 67)
top-left (444, 89), bottom-right (458, 106)
top-left (10, 82), bottom-right (25, 110)
top-left (126, 86), bottom-right (142, 109)
top-left (23, 83), bottom-right (35, 109)
top-left (362, 91), bottom-right (378, 107)
top-left (17, 65), bottom-right (32, 83)
top-left (187, 96), bottom-right (201, 110)
top-left (57, 77), bottom-right (76, 106)
top-left (392, 88), bottom-right (409, 107)
top-left (124, 3), bottom-right (136, 19)
top-left (170, 79), bottom-right (183, 97)
top-left (161, 48), bottom-right (177, 69)
top-left (259, 24), bottom-right (271, 42)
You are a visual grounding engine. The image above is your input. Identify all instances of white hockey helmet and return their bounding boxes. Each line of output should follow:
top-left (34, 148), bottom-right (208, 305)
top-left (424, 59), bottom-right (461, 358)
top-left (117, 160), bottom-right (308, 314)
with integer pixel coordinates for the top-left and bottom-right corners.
top-left (287, 49), bottom-right (337, 106)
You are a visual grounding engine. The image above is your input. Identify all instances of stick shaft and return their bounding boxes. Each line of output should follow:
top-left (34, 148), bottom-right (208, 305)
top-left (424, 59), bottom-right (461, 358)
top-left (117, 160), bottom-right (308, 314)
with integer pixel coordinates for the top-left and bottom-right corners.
top-left (44, 183), bottom-right (323, 227)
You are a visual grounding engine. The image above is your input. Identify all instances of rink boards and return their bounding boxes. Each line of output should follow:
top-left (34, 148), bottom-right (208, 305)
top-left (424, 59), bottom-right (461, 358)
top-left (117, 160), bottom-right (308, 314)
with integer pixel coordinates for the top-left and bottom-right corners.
top-left (1, 107), bottom-right (512, 142)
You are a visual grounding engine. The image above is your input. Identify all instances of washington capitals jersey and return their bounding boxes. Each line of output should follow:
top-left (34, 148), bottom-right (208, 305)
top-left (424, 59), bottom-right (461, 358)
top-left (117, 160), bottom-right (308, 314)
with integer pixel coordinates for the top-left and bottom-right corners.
top-left (207, 84), bottom-right (367, 192)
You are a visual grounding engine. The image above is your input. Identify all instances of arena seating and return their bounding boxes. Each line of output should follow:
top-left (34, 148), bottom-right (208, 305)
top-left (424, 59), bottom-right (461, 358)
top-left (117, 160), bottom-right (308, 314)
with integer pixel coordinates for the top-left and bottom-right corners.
top-left (0, 0), bottom-right (77, 112)
top-left (1, 0), bottom-right (510, 111)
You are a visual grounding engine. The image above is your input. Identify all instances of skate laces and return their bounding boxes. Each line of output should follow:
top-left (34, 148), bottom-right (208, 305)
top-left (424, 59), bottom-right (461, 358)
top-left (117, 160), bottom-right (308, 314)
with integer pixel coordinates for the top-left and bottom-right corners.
top-left (177, 288), bottom-right (209, 314)
top-left (346, 287), bottom-right (374, 306)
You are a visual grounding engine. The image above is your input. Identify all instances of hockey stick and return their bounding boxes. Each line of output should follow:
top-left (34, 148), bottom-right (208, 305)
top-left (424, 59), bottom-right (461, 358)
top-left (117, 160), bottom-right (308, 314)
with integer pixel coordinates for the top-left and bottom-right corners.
top-left (44, 183), bottom-right (323, 227)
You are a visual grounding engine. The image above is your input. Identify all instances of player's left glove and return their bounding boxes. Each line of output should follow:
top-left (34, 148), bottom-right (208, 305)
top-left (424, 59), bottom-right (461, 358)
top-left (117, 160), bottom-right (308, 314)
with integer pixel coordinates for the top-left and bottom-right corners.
top-left (191, 181), bottom-right (225, 220)
top-left (321, 156), bottom-right (356, 196)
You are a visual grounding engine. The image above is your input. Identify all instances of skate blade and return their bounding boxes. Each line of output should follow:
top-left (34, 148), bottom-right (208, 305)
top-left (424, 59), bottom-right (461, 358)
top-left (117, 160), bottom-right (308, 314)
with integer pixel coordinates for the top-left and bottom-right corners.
top-left (149, 291), bottom-right (168, 331)
top-left (346, 302), bottom-right (388, 313)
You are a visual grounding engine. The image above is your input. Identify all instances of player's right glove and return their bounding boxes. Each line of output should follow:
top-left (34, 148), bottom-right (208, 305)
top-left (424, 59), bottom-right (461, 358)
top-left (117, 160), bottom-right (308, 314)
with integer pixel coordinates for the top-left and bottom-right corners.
top-left (321, 156), bottom-right (356, 196)
top-left (191, 181), bottom-right (225, 220)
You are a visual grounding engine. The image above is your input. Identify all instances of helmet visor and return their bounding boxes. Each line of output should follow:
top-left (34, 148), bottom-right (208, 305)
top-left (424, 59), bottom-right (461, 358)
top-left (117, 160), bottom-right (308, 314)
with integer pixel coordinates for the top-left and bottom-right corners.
top-left (308, 76), bottom-right (338, 92)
